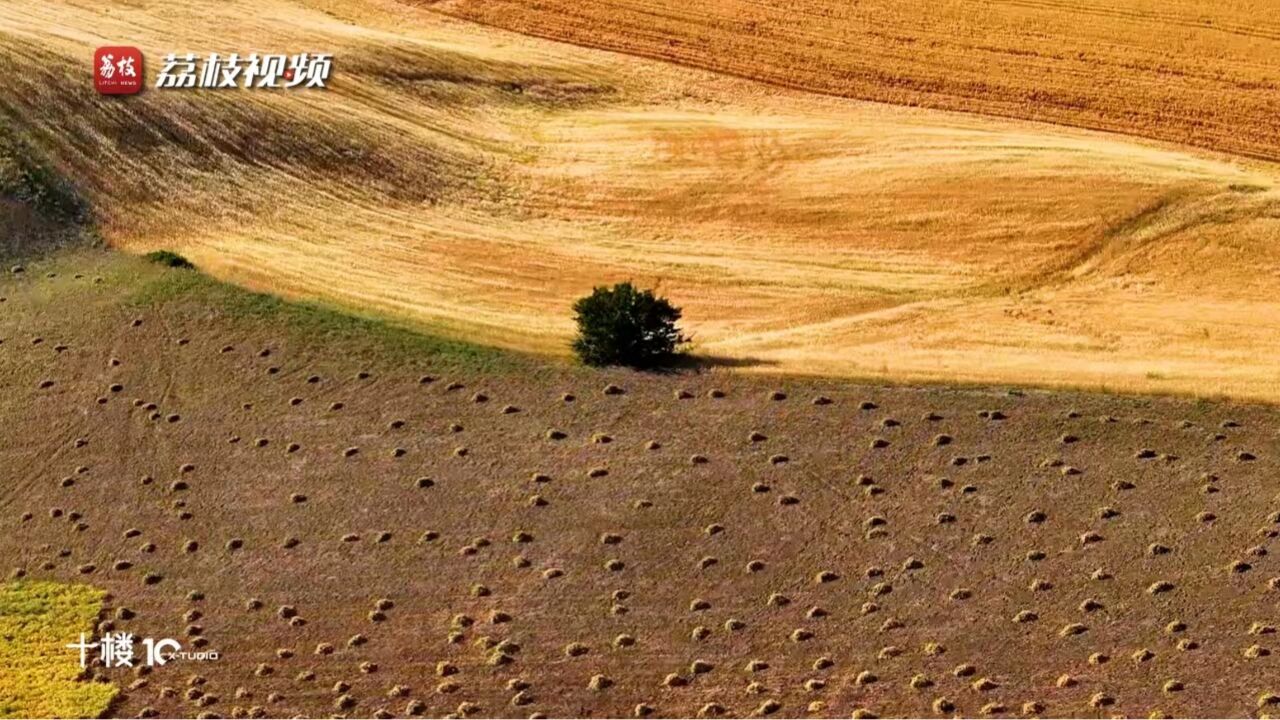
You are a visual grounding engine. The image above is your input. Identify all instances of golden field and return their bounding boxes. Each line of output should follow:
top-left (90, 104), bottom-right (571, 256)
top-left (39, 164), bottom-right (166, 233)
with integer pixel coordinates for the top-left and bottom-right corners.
top-left (439, 0), bottom-right (1280, 162)
top-left (3, 0), bottom-right (1280, 399)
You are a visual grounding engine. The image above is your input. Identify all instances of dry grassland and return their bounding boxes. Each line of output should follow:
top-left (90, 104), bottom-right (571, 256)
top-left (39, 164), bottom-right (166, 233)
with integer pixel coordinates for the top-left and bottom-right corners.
top-left (2, 0), bottom-right (1280, 399)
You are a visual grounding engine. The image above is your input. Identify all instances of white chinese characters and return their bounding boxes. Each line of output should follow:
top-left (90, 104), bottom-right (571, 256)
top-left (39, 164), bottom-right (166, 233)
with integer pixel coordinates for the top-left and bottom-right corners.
top-left (98, 53), bottom-right (137, 80)
top-left (66, 632), bottom-right (214, 668)
top-left (156, 52), bottom-right (332, 89)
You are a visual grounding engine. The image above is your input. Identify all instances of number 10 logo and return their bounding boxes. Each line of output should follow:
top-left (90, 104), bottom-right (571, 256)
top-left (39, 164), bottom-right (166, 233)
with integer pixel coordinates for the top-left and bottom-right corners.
top-left (142, 637), bottom-right (181, 665)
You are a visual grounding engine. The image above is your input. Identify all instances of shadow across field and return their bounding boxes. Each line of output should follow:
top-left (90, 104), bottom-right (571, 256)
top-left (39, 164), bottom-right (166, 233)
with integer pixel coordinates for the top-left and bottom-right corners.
top-left (665, 352), bottom-right (780, 372)
top-left (4, 249), bottom-right (1280, 718)
top-left (125, 258), bottom-right (532, 374)
top-left (0, 125), bottom-right (95, 261)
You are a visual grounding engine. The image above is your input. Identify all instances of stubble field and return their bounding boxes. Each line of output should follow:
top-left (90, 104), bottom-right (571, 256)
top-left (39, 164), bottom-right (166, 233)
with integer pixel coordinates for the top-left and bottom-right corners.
top-left (437, 0), bottom-right (1280, 162)
top-left (2, 254), bottom-right (1280, 718)
top-left (5, 1), bottom-right (1280, 716)
top-left (2, 0), bottom-right (1280, 399)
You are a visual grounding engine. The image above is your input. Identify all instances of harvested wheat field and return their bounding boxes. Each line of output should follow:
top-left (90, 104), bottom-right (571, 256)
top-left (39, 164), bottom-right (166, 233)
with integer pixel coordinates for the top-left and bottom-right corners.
top-left (3, 253), bottom-right (1280, 718)
top-left (5, 0), bottom-right (1280, 713)
top-left (437, 0), bottom-right (1280, 163)
top-left (3, 0), bottom-right (1280, 400)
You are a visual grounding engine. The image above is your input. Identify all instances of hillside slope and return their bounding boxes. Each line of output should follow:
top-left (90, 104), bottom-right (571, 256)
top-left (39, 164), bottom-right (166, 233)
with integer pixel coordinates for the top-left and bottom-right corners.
top-left (3, 252), bottom-right (1280, 718)
top-left (437, 0), bottom-right (1280, 162)
top-left (2, 0), bottom-right (1280, 399)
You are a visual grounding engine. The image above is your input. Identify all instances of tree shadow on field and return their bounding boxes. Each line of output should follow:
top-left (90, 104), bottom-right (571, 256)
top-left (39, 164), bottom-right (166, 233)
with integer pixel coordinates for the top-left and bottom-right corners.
top-left (655, 352), bottom-right (780, 374)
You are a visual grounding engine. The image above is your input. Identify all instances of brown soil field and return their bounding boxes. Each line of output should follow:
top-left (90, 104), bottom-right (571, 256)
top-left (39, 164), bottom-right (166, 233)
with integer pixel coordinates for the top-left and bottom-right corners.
top-left (4, 0), bottom-right (1280, 401)
top-left (4, 253), bottom-right (1280, 718)
top-left (7, 1), bottom-right (1280, 717)
top-left (437, 0), bottom-right (1280, 163)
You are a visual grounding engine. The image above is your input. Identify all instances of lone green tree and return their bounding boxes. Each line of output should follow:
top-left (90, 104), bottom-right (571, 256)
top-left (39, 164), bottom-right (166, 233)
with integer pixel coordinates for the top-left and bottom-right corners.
top-left (572, 282), bottom-right (685, 368)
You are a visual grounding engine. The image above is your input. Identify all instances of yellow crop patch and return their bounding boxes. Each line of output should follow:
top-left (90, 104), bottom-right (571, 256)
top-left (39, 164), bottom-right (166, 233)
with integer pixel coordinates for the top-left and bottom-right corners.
top-left (0, 582), bottom-right (117, 719)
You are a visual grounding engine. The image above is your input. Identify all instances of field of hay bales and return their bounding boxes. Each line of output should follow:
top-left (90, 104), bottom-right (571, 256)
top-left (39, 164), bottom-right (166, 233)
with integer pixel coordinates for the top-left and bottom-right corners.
top-left (2, 0), bottom-right (1280, 400)
top-left (3, 252), bottom-right (1280, 718)
top-left (4, 2), bottom-right (1280, 714)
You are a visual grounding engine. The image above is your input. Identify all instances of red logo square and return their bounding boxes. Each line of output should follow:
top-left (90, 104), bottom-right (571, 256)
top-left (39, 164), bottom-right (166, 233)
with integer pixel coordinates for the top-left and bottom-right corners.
top-left (94, 47), bottom-right (143, 95)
